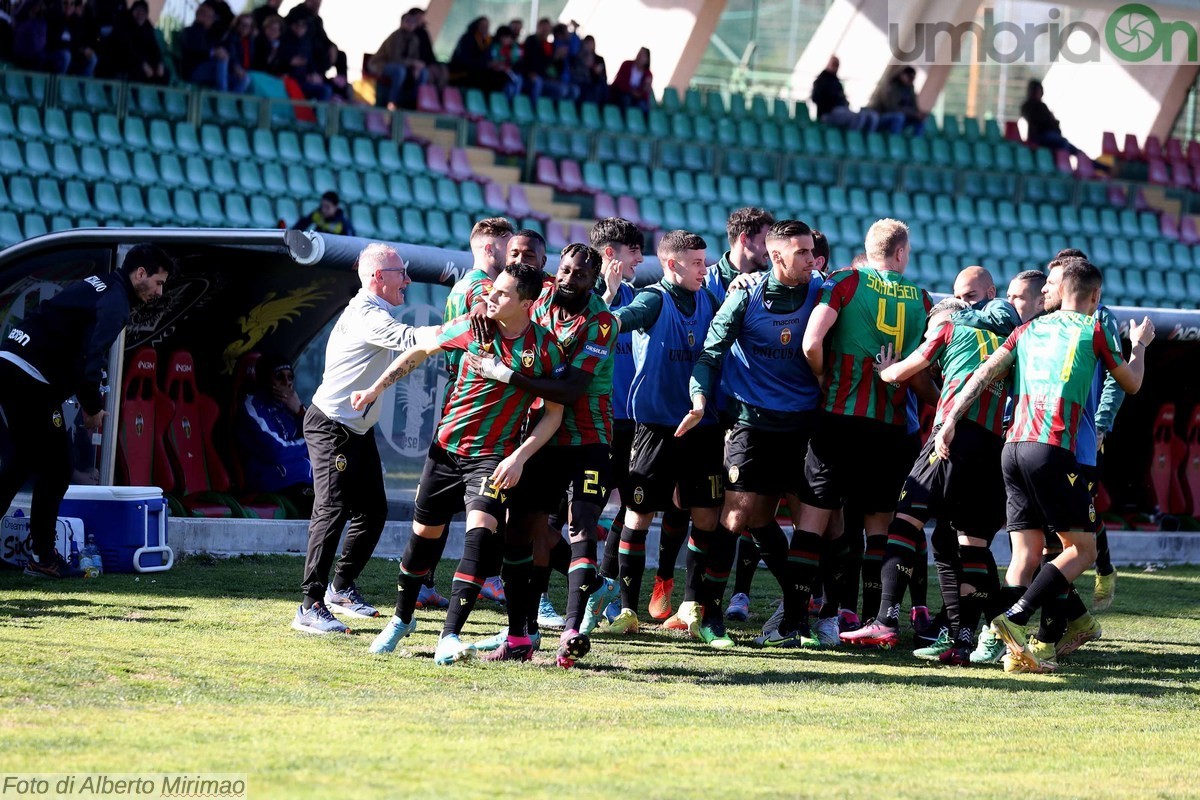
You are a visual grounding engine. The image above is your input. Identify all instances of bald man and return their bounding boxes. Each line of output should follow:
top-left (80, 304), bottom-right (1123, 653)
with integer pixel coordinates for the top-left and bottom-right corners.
top-left (952, 266), bottom-right (996, 305)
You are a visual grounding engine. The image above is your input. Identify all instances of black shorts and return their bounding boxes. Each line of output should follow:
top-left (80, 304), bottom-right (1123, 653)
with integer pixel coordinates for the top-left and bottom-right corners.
top-left (509, 443), bottom-right (612, 515)
top-left (1003, 441), bottom-right (1096, 536)
top-left (625, 423), bottom-right (724, 512)
top-left (896, 420), bottom-right (1005, 535)
top-left (804, 412), bottom-right (912, 513)
top-left (413, 443), bottom-right (506, 526)
top-left (724, 414), bottom-right (816, 497)
top-left (608, 419), bottom-right (635, 505)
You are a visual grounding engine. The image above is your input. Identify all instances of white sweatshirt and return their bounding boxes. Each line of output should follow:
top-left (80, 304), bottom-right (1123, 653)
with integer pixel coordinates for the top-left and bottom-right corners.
top-left (310, 289), bottom-right (419, 434)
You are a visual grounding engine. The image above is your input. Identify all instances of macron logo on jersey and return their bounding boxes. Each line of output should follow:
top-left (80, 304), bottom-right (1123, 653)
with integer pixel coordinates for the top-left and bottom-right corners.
top-left (583, 343), bottom-right (609, 358)
top-left (7, 328), bottom-right (30, 347)
top-left (85, 275), bottom-right (108, 292)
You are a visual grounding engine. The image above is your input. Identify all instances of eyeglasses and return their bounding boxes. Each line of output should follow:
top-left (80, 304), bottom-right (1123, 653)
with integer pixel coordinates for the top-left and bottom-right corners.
top-left (378, 268), bottom-right (408, 278)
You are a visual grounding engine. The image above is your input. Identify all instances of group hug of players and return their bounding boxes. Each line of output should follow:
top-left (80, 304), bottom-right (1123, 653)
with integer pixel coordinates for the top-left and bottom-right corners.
top-left (346, 208), bottom-right (1154, 674)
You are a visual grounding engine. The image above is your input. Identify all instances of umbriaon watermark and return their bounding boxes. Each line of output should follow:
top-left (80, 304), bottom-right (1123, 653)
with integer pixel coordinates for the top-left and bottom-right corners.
top-left (889, 3), bottom-right (1198, 65)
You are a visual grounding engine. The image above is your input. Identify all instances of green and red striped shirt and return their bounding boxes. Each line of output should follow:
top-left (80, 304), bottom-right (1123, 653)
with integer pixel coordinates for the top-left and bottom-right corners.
top-left (819, 268), bottom-right (931, 425)
top-left (435, 315), bottom-right (566, 457)
top-left (532, 288), bottom-right (616, 446)
top-left (1003, 310), bottom-right (1125, 451)
top-left (442, 269), bottom-right (493, 378)
top-left (918, 321), bottom-right (1007, 435)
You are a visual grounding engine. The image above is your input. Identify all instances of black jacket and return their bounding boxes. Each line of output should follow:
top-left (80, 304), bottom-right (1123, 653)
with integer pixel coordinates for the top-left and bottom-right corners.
top-left (811, 69), bottom-right (849, 118)
top-left (1, 272), bottom-right (136, 414)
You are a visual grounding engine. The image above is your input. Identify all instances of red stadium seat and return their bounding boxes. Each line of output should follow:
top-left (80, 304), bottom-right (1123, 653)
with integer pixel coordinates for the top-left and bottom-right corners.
top-left (1189, 141), bottom-right (1200, 170)
top-left (1107, 183), bottom-right (1127, 208)
top-left (1166, 138), bottom-right (1185, 164)
top-left (1101, 131), bottom-right (1120, 157)
top-left (448, 147), bottom-right (475, 182)
top-left (1144, 135), bottom-right (1163, 162)
top-left (425, 143), bottom-right (449, 176)
top-left (509, 184), bottom-right (546, 221)
top-left (499, 122), bottom-right (525, 156)
top-left (545, 220), bottom-right (569, 250)
top-left (559, 160), bottom-right (584, 194)
top-left (1184, 406), bottom-right (1200, 515)
top-left (593, 192), bottom-right (617, 219)
top-left (1147, 158), bottom-right (1171, 186)
top-left (475, 119), bottom-right (500, 150)
top-left (484, 180), bottom-right (507, 214)
top-left (536, 156), bottom-right (561, 190)
top-left (117, 347), bottom-right (176, 493)
top-left (1171, 162), bottom-right (1193, 191)
top-left (442, 86), bottom-right (466, 117)
top-left (568, 222), bottom-right (589, 243)
top-left (1122, 133), bottom-right (1142, 161)
top-left (616, 195), bottom-right (641, 226)
top-left (416, 84), bottom-right (442, 114)
top-left (1161, 212), bottom-right (1180, 241)
top-left (1181, 215), bottom-right (1200, 246)
top-left (162, 350), bottom-right (242, 518)
top-left (1054, 149), bottom-right (1073, 174)
top-left (1148, 403), bottom-right (1188, 516)
top-left (1074, 155), bottom-right (1097, 180)
top-left (1003, 120), bottom-right (1023, 143)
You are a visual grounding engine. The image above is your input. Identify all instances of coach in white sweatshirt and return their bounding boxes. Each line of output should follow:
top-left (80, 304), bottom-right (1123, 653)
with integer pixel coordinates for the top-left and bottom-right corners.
top-left (292, 243), bottom-right (437, 635)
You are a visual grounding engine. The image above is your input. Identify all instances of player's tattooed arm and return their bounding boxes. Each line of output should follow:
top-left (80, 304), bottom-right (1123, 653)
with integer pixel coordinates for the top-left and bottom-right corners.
top-left (933, 347), bottom-right (1015, 458)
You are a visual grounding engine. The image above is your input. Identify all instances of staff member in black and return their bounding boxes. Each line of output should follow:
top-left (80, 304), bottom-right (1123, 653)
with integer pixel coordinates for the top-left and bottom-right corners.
top-left (0, 244), bottom-right (173, 578)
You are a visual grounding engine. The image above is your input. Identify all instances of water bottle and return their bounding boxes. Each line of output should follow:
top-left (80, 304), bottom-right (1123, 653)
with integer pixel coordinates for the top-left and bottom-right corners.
top-left (80, 532), bottom-right (102, 579)
top-left (68, 537), bottom-right (80, 569)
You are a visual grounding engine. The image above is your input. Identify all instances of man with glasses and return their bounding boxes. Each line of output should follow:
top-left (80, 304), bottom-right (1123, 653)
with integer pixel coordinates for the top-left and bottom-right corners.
top-left (292, 243), bottom-right (436, 634)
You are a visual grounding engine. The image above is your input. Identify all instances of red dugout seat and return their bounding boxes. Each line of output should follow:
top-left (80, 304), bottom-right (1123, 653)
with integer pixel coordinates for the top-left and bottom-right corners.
top-left (1148, 403), bottom-right (1187, 516)
top-left (116, 347), bottom-right (176, 493)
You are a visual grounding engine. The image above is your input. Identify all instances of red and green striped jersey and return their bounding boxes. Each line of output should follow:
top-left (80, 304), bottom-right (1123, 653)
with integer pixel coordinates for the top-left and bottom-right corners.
top-left (442, 269), bottom-right (493, 378)
top-left (531, 288), bottom-right (616, 446)
top-left (819, 268), bottom-right (931, 425)
top-left (918, 322), bottom-right (1007, 435)
top-left (1003, 310), bottom-right (1125, 451)
top-left (435, 315), bottom-right (566, 457)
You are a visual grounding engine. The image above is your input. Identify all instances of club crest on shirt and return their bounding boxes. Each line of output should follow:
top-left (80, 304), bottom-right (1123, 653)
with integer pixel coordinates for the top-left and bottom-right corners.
top-left (633, 486), bottom-right (645, 505)
top-left (335, 454), bottom-right (347, 472)
top-left (728, 465), bottom-right (740, 484)
top-left (51, 410), bottom-right (63, 428)
top-left (521, 349), bottom-right (535, 369)
top-left (687, 330), bottom-right (695, 347)
top-left (780, 327), bottom-right (792, 345)
top-left (1089, 503), bottom-right (1096, 523)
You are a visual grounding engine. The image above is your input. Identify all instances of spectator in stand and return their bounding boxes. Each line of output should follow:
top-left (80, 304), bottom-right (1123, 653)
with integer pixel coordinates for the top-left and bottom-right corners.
top-left (236, 353), bottom-right (315, 517)
top-left (0, 1), bottom-right (14, 64)
top-left (13, 0), bottom-right (59, 73)
top-left (368, 9), bottom-right (427, 109)
top-left (181, 1), bottom-right (249, 94)
top-left (517, 17), bottom-right (552, 98)
top-left (252, 13), bottom-right (284, 74)
top-left (552, 21), bottom-right (581, 56)
top-left (89, 0), bottom-right (129, 78)
top-left (487, 24), bottom-right (522, 98)
top-left (508, 18), bottom-right (523, 41)
top-left (223, 12), bottom-right (255, 91)
top-left (207, 0), bottom-right (233, 40)
top-left (48, 0), bottom-right (99, 76)
top-left (278, 11), bottom-right (332, 101)
top-left (448, 16), bottom-right (508, 93)
top-left (293, 191), bottom-right (354, 237)
top-left (287, 0), bottom-right (348, 98)
top-left (408, 7), bottom-right (447, 90)
top-left (540, 37), bottom-right (575, 100)
top-left (872, 66), bottom-right (924, 135)
top-left (811, 56), bottom-right (880, 132)
top-left (571, 34), bottom-right (607, 105)
top-left (1021, 79), bottom-right (1083, 156)
top-left (114, 0), bottom-right (165, 83)
top-left (251, 0), bottom-right (282, 32)
top-left (609, 46), bottom-right (652, 112)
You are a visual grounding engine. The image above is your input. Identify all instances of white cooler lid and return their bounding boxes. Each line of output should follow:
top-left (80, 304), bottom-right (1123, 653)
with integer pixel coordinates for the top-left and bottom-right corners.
top-left (64, 485), bottom-right (164, 502)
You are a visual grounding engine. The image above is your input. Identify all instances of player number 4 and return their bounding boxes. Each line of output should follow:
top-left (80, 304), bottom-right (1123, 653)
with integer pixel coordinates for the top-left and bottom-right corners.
top-left (875, 299), bottom-right (905, 351)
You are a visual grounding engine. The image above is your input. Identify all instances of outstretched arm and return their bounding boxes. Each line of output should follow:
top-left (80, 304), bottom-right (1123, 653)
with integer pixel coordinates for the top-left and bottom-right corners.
top-left (933, 346), bottom-right (1016, 458)
top-left (350, 328), bottom-right (441, 411)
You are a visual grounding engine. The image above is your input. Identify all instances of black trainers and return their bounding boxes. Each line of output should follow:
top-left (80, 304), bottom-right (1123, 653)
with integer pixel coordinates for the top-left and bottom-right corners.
top-left (24, 553), bottom-right (85, 579)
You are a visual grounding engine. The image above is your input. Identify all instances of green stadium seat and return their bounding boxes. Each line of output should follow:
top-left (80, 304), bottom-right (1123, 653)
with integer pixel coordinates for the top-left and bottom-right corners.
top-left (20, 141), bottom-right (49, 175)
top-left (1037, 204), bottom-right (1059, 232)
top-left (1111, 238), bottom-right (1133, 266)
top-left (652, 168), bottom-right (674, 200)
top-left (556, 99), bottom-right (580, 128)
top-left (1164, 271), bottom-right (1186, 304)
top-left (4, 72), bottom-right (47, 104)
top-left (274, 198), bottom-right (299, 229)
top-left (933, 195), bottom-right (955, 224)
top-left (684, 202), bottom-right (707, 232)
top-left (647, 110), bottom-right (669, 139)
top-left (1086, 237), bottom-right (1112, 265)
top-left (660, 87), bottom-right (681, 114)
top-left (93, 182), bottom-right (120, 216)
top-left (249, 195), bottom-right (276, 228)
top-left (582, 161), bottom-right (604, 192)
top-left (683, 144), bottom-right (712, 172)
top-left (602, 104), bottom-right (625, 135)
top-left (302, 132), bottom-right (327, 162)
top-left (1058, 206), bottom-right (1081, 235)
top-left (837, 215), bottom-right (862, 248)
top-left (952, 196), bottom-right (975, 225)
top-left (275, 130), bottom-right (300, 162)
top-left (119, 185), bottom-right (147, 218)
top-left (212, 160), bottom-right (237, 192)
top-left (312, 166), bottom-right (336, 196)
top-left (33, 178), bottom-right (63, 215)
top-left (411, 176), bottom-right (437, 208)
top-left (824, 186), bottom-right (848, 215)
top-left (198, 192), bottom-right (224, 226)
top-left (49, 215), bottom-right (73, 232)
top-left (984, 229), bottom-right (1008, 257)
top-left (183, 156), bottom-right (209, 188)
top-left (946, 226), bottom-right (969, 257)
top-left (640, 197), bottom-right (663, 229)
top-left (715, 117), bottom-right (737, 147)
top-left (41, 107), bottom-right (69, 143)
top-left (626, 108), bottom-right (647, 136)
top-left (378, 140), bottom-right (402, 171)
top-left (1124, 269), bottom-right (1147, 304)
top-left (1185, 273), bottom-right (1200, 304)
top-left (693, 116), bottom-right (715, 143)
top-left (1152, 241), bottom-right (1173, 272)
top-left (488, 93), bottom-right (513, 124)
top-left (363, 173), bottom-right (388, 204)
top-left (670, 114), bottom-right (693, 140)
top-left (1079, 207), bottom-right (1101, 236)
top-left (886, 135), bottom-right (910, 162)
top-left (145, 186), bottom-right (173, 222)
top-left (682, 88), bottom-right (703, 116)
top-left (286, 164), bottom-right (313, 196)
top-left (604, 164), bottom-right (629, 195)
top-left (510, 95), bottom-right (534, 126)
top-left (1138, 211), bottom-right (1159, 239)
top-left (51, 143), bottom-right (79, 178)
top-left (695, 173), bottom-right (718, 205)
top-left (133, 151), bottom-right (159, 184)
top-left (888, 191), bottom-right (914, 221)
top-left (235, 160), bottom-right (262, 193)
top-left (737, 176), bottom-right (760, 206)
top-left (1171, 243), bottom-right (1193, 272)
top-left (1145, 269), bottom-right (1168, 305)
top-left (22, 213), bottom-right (48, 239)
top-left (349, 205), bottom-right (376, 238)
top-left (400, 207), bottom-right (426, 242)
top-left (534, 97), bottom-right (558, 126)
top-left (144, 118), bottom-right (172, 152)
top-left (615, 136), bottom-right (650, 166)
top-left (224, 194), bottom-right (251, 227)
top-left (1117, 209), bottom-right (1139, 239)
top-left (401, 141), bottom-right (425, 173)
top-left (760, 123), bottom-right (781, 151)
top-left (460, 180), bottom-right (485, 215)
top-left (804, 184), bottom-right (826, 212)
top-left (196, 124), bottom-right (223, 157)
top-left (426, 209), bottom-right (452, 246)
top-left (762, 180), bottom-right (785, 210)
top-left (580, 103), bottom-right (602, 130)
top-left (67, 109), bottom-right (94, 142)
top-left (716, 175), bottom-right (738, 206)
top-left (912, 193), bottom-right (935, 223)
top-left (324, 135), bottom-right (352, 168)
top-left (435, 177), bottom-right (460, 210)
top-left (1016, 202), bottom-right (1038, 231)
top-left (464, 89), bottom-right (487, 118)
top-left (93, 112), bottom-right (120, 147)
top-left (103, 149), bottom-right (131, 183)
top-left (351, 137), bottom-right (377, 170)
top-left (337, 171), bottom-right (364, 204)
top-left (64, 180), bottom-right (91, 215)
top-left (249, 128), bottom-right (275, 161)
top-left (170, 188), bottom-right (199, 225)
top-left (260, 163), bottom-right (286, 195)
top-left (941, 115), bottom-right (962, 138)
top-left (17, 105), bottom-right (44, 139)
top-left (662, 200), bottom-right (687, 230)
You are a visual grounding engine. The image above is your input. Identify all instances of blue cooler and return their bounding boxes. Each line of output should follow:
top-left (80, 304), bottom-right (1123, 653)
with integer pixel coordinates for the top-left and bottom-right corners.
top-left (60, 486), bottom-right (173, 573)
